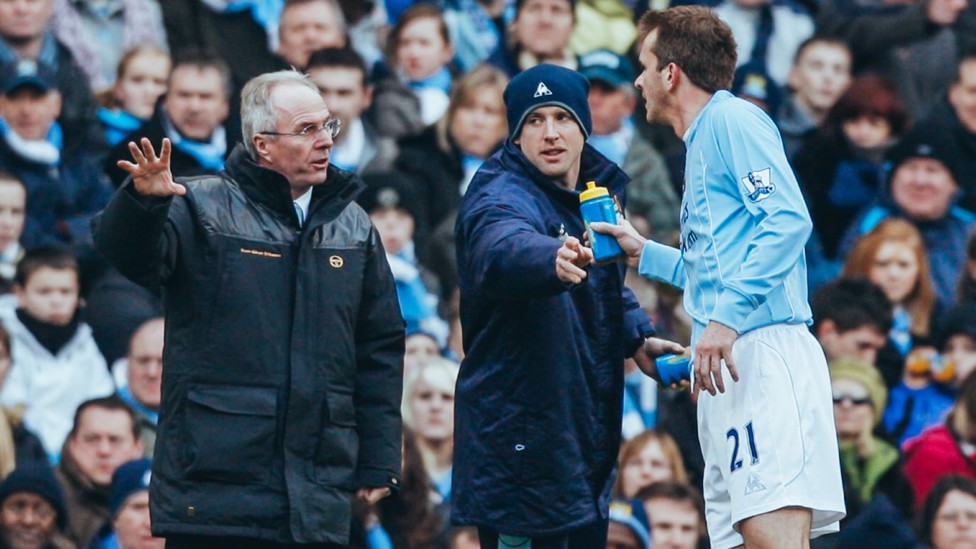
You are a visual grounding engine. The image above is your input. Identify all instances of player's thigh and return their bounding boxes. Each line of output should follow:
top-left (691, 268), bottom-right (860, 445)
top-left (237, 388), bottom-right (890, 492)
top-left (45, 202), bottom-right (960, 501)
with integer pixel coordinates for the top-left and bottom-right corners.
top-left (739, 506), bottom-right (812, 549)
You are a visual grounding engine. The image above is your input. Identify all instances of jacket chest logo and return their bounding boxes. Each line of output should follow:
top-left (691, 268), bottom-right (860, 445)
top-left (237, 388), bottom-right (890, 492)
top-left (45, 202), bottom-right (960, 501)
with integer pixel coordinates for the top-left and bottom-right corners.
top-left (329, 255), bottom-right (344, 268)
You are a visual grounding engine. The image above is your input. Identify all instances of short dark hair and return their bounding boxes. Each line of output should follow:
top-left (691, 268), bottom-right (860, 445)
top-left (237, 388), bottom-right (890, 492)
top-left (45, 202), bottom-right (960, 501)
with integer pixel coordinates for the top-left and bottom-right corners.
top-left (918, 475), bottom-right (976, 544)
top-left (169, 48), bottom-right (233, 100)
top-left (635, 481), bottom-right (705, 521)
top-left (306, 47), bottom-right (368, 88)
top-left (70, 395), bottom-right (140, 442)
top-left (811, 277), bottom-right (893, 334)
top-left (14, 246), bottom-right (78, 288)
top-left (637, 6), bottom-right (737, 93)
top-left (0, 170), bottom-right (25, 191)
top-left (954, 46), bottom-right (976, 85)
top-left (792, 35), bottom-right (850, 65)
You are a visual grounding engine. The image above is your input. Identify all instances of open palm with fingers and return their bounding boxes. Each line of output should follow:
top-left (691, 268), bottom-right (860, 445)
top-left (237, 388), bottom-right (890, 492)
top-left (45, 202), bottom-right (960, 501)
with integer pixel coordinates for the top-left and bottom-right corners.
top-left (117, 138), bottom-right (187, 197)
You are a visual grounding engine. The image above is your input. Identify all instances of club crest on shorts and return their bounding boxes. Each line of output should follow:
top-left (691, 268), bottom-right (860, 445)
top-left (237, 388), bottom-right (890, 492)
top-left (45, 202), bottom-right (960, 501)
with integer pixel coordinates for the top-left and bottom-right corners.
top-left (534, 82), bottom-right (553, 97)
top-left (740, 168), bottom-right (775, 203)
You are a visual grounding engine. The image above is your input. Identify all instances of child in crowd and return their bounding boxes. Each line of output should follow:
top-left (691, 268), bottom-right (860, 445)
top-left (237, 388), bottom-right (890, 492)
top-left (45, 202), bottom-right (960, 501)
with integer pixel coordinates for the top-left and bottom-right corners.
top-left (0, 172), bottom-right (26, 295)
top-left (384, 3), bottom-right (455, 128)
top-left (0, 247), bottom-right (114, 461)
top-left (97, 46), bottom-right (171, 146)
top-left (359, 172), bottom-right (449, 347)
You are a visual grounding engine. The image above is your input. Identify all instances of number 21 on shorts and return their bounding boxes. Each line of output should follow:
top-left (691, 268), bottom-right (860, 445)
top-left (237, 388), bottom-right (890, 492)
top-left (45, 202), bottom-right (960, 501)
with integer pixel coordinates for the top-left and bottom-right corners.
top-left (726, 421), bottom-right (759, 472)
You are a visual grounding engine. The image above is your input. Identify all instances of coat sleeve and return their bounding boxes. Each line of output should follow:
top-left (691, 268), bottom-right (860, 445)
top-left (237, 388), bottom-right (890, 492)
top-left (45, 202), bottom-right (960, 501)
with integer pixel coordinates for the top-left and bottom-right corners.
top-left (92, 179), bottom-right (185, 288)
top-left (353, 227), bottom-right (406, 489)
top-left (622, 283), bottom-right (656, 357)
top-left (457, 193), bottom-right (569, 301)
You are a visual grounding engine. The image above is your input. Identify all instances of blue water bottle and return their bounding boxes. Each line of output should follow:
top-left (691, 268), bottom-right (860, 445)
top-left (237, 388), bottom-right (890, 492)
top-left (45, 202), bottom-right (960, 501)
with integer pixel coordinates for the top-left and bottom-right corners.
top-left (580, 181), bottom-right (625, 264)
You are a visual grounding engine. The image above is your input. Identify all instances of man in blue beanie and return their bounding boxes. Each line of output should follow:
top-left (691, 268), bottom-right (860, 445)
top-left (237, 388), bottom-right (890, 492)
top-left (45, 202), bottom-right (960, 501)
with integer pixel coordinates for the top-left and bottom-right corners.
top-left (452, 63), bottom-right (683, 548)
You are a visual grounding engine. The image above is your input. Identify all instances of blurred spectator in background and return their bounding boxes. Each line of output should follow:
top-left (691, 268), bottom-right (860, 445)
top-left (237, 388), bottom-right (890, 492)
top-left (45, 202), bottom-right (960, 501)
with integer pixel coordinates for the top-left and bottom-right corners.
top-left (276, 0), bottom-right (347, 70)
top-left (487, 0), bottom-right (577, 77)
top-left (114, 318), bottom-right (163, 459)
top-left (828, 359), bottom-right (914, 521)
top-left (958, 230), bottom-right (976, 305)
top-left (443, 0), bottom-right (510, 72)
top-left (580, 48), bottom-right (677, 239)
top-left (0, 59), bottom-right (111, 247)
top-left (306, 47), bottom-right (396, 175)
top-left (401, 358), bottom-right (459, 527)
top-left (55, 397), bottom-right (143, 549)
top-left (0, 247), bottom-right (114, 460)
top-left (0, 463), bottom-right (69, 549)
top-left (50, 0), bottom-right (168, 95)
top-left (903, 370), bottom-right (976, 512)
top-left (93, 458), bottom-right (163, 549)
top-left (613, 429), bottom-right (689, 500)
top-left (842, 220), bottom-right (938, 362)
top-left (104, 50), bottom-right (232, 187)
top-left (570, 0), bottom-right (637, 57)
top-left (160, 0), bottom-right (285, 102)
top-left (395, 64), bottom-right (509, 303)
top-left (356, 430), bottom-right (445, 549)
top-left (817, 0), bottom-right (968, 118)
top-left (778, 36), bottom-right (852, 160)
top-left (0, 0), bottom-right (105, 156)
top-left (810, 277), bottom-right (892, 373)
top-left (372, 3), bottom-right (456, 139)
top-left (635, 481), bottom-right (706, 549)
top-left (0, 322), bottom-right (45, 479)
top-left (403, 329), bottom-right (441, 380)
top-left (938, 303), bottom-right (976, 389)
top-left (840, 126), bottom-right (975, 307)
top-left (716, 0), bottom-right (814, 91)
top-left (359, 171), bottom-right (449, 347)
top-left (96, 46), bottom-right (171, 147)
top-left (606, 498), bottom-right (652, 549)
top-left (917, 475), bottom-right (976, 549)
top-left (796, 73), bottom-right (910, 289)
top-left (0, 172), bottom-right (25, 295)
top-left (917, 48), bottom-right (976, 213)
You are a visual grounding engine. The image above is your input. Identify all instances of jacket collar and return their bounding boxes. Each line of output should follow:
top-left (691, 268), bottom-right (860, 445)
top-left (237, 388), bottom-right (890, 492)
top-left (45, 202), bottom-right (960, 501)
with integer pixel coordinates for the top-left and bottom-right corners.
top-left (223, 144), bottom-right (364, 223)
top-left (494, 139), bottom-right (629, 206)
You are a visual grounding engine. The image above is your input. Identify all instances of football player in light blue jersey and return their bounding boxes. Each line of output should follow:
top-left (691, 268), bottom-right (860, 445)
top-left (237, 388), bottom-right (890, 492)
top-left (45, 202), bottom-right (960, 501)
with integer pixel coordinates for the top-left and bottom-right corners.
top-left (593, 6), bottom-right (845, 549)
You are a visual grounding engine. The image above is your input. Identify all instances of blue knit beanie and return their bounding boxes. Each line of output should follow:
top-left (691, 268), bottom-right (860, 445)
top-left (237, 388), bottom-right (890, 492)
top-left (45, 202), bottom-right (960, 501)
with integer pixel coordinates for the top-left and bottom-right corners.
top-left (0, 462), bottom-right (67, 530)
top-left (109, 458), bottom-right (152, 517)
top-left (504, 64), bottom-right (591, 141)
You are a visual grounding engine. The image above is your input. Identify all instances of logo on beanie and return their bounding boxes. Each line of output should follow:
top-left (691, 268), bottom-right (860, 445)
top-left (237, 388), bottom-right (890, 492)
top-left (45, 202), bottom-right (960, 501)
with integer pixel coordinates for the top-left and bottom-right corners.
top-left (534, 82), bottom-right (553, 98)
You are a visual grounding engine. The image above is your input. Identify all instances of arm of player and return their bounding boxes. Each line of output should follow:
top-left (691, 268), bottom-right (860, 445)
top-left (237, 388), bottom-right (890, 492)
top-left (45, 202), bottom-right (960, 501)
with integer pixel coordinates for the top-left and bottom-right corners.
top-left (590, 218), bottom-right (685, 288)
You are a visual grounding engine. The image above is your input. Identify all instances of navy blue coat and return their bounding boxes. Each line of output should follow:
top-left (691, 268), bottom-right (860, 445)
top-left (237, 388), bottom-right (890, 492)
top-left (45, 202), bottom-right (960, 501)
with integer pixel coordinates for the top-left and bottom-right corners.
top-left (452, 141), bottom-right (654, 535)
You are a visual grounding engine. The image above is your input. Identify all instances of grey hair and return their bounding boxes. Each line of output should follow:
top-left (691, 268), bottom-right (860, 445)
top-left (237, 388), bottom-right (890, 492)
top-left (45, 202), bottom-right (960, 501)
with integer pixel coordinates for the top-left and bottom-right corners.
top-left (240, 70), bottom-right (320, 158)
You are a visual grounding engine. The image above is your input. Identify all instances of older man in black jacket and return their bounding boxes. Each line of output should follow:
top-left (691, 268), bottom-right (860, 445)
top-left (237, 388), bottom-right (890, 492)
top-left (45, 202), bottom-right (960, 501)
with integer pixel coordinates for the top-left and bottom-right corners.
top-left (93, 70), bottom-right (404, 549)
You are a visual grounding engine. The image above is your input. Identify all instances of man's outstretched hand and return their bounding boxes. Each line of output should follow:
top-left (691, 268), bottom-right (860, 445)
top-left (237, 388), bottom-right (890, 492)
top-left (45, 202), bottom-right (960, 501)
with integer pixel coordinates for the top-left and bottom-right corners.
top-left (117, 137), bottom-right (186, 197)
top-left (588, 219), bottom-right (645, 268)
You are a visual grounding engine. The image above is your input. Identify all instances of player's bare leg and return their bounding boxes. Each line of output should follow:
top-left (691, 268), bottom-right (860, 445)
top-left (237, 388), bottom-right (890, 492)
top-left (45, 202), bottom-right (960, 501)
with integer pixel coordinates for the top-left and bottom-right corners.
top-left (737, 506), bottom-right (812, 549)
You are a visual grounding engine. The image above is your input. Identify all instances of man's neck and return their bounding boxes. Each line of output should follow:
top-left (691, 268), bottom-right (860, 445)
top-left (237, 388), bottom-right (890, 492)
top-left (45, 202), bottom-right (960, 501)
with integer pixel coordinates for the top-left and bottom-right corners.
top-left (672, 88), bottom-right (714, 139)
top-left (3, 34), bottom-right (45, 60)
top-left (791, 96), bottom-right (825, 126)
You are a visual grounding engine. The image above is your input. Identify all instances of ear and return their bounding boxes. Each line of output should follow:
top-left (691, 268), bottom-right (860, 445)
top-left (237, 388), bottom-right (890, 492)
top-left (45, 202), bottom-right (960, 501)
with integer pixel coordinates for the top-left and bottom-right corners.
top-left (787, 66), bottom-right (800, 92)
top-left (362, 85), bottom-right (374, 110)
top-left (253, 134), bottom-right (274, 163)
top-left (663, 63), bottom-right (678, 92)
top-left (817, 318), bottom-right (839, 340)
top-left (13, 284), bottom-right (24, 307)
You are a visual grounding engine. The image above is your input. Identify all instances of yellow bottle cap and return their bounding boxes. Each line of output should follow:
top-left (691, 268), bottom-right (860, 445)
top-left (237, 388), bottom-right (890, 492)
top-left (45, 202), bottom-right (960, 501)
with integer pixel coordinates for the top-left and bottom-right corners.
top-left (579, 181), bottom-right (608, 203)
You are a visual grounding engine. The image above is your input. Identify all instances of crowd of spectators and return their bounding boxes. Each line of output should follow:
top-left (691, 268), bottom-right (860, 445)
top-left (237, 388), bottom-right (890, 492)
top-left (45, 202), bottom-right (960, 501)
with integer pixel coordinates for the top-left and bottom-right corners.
top-left (0, 0), bottom-right (975, 547)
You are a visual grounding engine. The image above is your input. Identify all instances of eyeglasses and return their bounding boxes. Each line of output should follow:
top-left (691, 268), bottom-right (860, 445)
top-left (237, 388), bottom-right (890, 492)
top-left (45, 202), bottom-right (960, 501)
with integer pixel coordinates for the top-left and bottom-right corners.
top-left (260, 119), bottom-right (341, 140)
top-left (3, 499), bottom-right (56, 521)
top-left (832, 394), bottom-right (873, 406)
